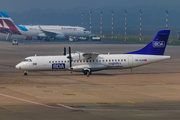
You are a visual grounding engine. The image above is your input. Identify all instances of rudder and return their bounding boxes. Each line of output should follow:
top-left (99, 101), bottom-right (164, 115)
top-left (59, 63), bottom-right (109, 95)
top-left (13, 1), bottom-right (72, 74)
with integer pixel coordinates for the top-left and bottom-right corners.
top-left (124, 30), bottom-right (170, 55)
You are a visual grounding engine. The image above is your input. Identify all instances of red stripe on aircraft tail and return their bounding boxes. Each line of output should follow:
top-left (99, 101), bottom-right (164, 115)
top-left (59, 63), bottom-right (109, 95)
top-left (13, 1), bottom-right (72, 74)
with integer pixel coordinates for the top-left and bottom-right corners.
top-left (0, 19), bottom-right (4, 27)
top-left (3, 19), bottom-right (21, 35)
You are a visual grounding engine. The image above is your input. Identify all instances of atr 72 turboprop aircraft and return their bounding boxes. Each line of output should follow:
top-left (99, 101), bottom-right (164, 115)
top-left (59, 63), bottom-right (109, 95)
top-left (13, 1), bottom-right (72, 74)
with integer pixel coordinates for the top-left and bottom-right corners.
top-left (15, 30), bottom-right (170, 76)
top-left (0, 11), bottom-right (91, 40)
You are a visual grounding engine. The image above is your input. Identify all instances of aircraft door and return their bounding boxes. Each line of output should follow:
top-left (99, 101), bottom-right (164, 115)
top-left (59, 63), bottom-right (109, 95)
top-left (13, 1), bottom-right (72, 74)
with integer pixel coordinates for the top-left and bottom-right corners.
top-left (128, 55), bottom-right (133, 66)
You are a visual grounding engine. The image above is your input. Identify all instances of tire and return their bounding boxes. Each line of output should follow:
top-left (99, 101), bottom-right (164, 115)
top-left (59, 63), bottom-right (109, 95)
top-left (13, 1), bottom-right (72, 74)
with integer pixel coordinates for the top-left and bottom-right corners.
top-left (83, 70), bottom-right (91, 75)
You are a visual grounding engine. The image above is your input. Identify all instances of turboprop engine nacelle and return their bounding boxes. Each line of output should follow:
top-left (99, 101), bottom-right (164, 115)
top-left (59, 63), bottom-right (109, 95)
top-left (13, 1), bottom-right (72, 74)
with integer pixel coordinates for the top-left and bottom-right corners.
top-left (71, 53), bottom-right (86, 61)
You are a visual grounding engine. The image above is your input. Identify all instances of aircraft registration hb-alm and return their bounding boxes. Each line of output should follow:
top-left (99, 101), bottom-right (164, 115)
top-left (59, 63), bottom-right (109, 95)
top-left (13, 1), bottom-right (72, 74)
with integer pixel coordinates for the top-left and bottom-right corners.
top-left (0, 11), bottom-right (91, 40)
top-left (15, 30), bottom-right (170, 76)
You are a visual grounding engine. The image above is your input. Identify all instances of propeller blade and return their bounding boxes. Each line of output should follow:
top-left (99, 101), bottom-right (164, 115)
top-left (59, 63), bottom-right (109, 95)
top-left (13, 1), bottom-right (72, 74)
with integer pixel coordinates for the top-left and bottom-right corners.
top-left (69, 47), bottom-right (72, 69)
top-left (63, 47), bottom-right (66, 55)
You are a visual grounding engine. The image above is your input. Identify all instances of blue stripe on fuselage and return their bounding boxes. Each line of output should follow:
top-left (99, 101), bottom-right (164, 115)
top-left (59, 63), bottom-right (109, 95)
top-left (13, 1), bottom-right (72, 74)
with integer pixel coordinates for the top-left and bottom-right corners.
top-left (17, 25), bottom-right (28, 31)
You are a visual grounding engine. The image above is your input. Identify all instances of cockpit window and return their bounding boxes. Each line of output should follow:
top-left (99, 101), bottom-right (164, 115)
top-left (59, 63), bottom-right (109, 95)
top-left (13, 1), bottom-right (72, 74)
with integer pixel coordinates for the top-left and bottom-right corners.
top-left (84, 29), bottom-right (88, 31)
top-left (23, 59), bottom-right (32, 62)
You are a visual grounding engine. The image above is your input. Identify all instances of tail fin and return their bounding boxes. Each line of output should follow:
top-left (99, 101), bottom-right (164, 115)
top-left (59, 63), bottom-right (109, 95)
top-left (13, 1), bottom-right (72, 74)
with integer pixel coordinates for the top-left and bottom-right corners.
top-left (124, 30), bottom-right (170, 55)
top-left (0, 11), bottom-right (21, 35)
top-left (0, 13), bottom-right (5, 33)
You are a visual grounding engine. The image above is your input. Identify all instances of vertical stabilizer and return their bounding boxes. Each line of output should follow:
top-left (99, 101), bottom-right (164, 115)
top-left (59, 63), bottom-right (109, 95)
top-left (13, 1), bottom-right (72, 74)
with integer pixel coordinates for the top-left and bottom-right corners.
top-left (124, 30), bottom-right (170, 55)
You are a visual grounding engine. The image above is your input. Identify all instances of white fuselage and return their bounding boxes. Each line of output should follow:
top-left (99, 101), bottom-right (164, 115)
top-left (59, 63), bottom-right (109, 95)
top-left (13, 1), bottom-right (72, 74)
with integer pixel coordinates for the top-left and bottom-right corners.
top-left (19, 25), bottom-right (91, 37)
top-left (15, 54), bottom-right (170, 72)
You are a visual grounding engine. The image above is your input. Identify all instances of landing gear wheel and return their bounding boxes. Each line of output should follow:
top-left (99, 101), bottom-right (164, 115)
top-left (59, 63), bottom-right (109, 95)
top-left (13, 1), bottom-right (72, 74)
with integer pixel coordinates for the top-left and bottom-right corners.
top-left (24, 71), bottom-right (28, 76)
top-left (83, 70), bottom-right (92, 75)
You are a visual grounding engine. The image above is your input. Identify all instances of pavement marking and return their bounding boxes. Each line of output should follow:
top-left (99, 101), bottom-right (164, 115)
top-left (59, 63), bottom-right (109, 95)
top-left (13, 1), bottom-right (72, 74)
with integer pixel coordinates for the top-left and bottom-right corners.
top-left (0, 93), bottom-right (61, 109)
top-left (38, 79), bottom-right (43, 82)
top-left (42, 90), bottom-right (54, 92)
top-left (57, 104), bottom-right (75, 110)
top-left (9, 80), bottom-right (25, 84)
top-left (17, 74), bottom-right (21, 76)
top-left (62, 93), bottom-right (76, 96)
top-left (0, 93), bottom-right (179, 112)
top-left (92, 92), bottom-right (98, 95)
top-left (0, 75), bottom-right (4, 77)
top-left (163, 80), bottom-right (168, 82)
top-left (127, 101), bottom-right (136, 104)
top-left (62, 85), bottom-right (68, 87)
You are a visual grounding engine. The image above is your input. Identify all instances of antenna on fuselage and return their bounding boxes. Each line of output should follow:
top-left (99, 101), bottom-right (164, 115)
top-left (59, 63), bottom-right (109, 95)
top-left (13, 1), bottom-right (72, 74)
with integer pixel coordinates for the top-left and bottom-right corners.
top-left (63, 47), bottom-right (66, 55)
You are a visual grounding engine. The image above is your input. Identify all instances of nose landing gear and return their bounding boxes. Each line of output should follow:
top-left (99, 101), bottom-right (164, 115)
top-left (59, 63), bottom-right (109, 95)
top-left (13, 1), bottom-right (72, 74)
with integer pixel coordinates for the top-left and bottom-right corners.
top-left (24, 71), bottom-right (28, 76)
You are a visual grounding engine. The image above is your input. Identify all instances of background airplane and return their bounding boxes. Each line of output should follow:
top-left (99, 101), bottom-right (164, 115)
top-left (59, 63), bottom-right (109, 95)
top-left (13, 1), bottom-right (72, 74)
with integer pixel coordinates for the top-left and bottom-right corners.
top-left (0, 11), bottom-right (91, 40)
top-left (15, 30), bottom-right (170, 76)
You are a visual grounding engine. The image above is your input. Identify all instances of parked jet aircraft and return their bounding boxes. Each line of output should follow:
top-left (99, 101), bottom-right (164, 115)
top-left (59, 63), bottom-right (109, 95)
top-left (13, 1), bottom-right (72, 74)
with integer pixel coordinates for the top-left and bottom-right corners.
top-left (0, 11), bottom-right (91, 40)
top-left (15, 30), bottom-right (170, 76)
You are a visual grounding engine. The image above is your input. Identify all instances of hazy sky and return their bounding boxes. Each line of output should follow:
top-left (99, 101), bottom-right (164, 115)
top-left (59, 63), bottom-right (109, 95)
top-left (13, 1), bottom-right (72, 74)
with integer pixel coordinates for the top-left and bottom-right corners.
top-left (1, 0), bottom-right (180, 35)
top-left (1, 0), bottom-right (180, 13)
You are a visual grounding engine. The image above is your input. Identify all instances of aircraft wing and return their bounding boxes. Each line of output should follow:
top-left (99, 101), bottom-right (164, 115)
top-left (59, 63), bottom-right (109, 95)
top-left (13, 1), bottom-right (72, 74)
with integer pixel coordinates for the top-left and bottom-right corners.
top-left (38, 25), bottom-right (64, 38)
top-left (71, 52), bottom-right (99, 60)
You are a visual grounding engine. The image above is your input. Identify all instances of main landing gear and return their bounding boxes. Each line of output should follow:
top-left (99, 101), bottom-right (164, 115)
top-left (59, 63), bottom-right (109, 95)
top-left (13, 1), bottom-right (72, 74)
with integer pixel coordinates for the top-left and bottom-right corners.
top-left (83, 70), bottom-right (92, 75)
top-left (24, 71), bottom-right (28, 76)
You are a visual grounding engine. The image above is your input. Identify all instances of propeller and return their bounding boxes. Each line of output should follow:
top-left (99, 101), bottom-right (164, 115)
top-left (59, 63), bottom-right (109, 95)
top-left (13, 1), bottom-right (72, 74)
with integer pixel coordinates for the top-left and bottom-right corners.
top-left (67, 47), bottom-right (72, 69)
top-left (63, 47), bottom-right (66, 55)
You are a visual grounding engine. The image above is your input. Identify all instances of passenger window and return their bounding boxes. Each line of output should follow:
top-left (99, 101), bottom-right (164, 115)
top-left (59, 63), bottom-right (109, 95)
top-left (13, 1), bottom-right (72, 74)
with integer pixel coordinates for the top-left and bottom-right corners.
top-left (112, 59), bottom-right (114, 62)
top-left (96, 60), bottom-right (98, 62)
top-left (86, 60), bottom-right (88, 62)
top-left (55, 61), bottom-right (57, 63)
top-left (118, 59), bottom-right (120, 61)
top-left (124, 59), bottom-right (126, 61)
top-left (74, 61), bottom-right (75, 63)
top-left (115, 59), bottom-right (117, 61)
top-left (61, 61), bottom-right (63, 63)
top-left (102, 60), bottom-right (104, 62)
top-left (135, 59), bottom-right (138, 61)
top-left (58, 61), bottom-right (60, 63)
top-left (49, 61), bottom-right (51, 63)
top-left (89, 60), bottom-right (91, 62)
top-left (83, 60), bottom-right (85, 62)
top-left (52, 61), bottom-right (54, 63)
top-left (106, 60), bottom-right (108, 62)
top-left (77, 61), bottom-right (79, 63)
top-left (109, 60), bottom-right (111, 62)
top-left (93, 60), bottom-right (94, 62)
top-left (121, 59), bottom-right (123, 61)
top-left (99, 60), bottom-right (101, 62)
top-left (64, 61), bottom-right (66, 63)
top-left (80, 60), bottom-right (82, 62)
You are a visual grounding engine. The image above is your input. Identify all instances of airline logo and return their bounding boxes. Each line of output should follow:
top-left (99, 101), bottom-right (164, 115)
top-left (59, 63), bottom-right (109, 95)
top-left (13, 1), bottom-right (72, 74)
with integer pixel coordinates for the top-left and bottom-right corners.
top-left (61, 27), bottom-right (77, 31)
top-left (0, 11), bottom-right (22, 35)
top-left (52, 63), bottom-right (65, 69)
top-left (152, 41), bottom-right (165, 48)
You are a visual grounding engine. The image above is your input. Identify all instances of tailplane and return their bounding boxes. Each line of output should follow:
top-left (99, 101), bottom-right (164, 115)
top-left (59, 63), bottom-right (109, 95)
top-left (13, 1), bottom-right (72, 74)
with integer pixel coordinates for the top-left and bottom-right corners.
top-left (124, 30), bottom-right (170, 55)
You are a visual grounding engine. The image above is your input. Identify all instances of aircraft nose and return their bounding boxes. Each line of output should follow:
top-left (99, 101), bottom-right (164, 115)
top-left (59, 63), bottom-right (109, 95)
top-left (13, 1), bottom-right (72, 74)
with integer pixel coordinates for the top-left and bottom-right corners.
top-left (15, 63), bottom-right (21, 70)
